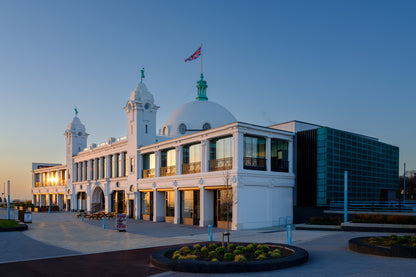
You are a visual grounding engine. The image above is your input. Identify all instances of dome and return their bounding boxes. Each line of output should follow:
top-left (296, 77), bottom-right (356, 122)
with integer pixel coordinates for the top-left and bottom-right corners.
top-left (67, 116), bottom-right (86, 132)
top-left (162, 100), bottom-right (237, 138)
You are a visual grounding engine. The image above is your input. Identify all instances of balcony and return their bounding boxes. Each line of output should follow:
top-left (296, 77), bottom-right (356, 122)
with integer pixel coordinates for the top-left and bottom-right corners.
top-left (243, 157), bottom-right (266, 171)
top-left (142, 168), bottom-right (155, 178)
top-left (209, 157), bottom-right (233, 172)
top-left (182, 162), bottom-right (201, 175)
top-left (35, 182), bottom-right (40, 187)
top-left (271, 159), bottom-right (289, 172)
top-left (160, 166), bottom-right (176, 177)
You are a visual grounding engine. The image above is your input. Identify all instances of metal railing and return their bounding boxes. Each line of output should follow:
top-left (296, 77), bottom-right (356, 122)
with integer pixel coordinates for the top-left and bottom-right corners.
top-left (328, 200), bottom-right (416, 212)
top-left (209, 157), bottom-right (233, 172)
top-left (182, 162), bottom-right (201, 174)
top-left (271, 159), bottom-right (289, 172)
top-left (243, 157), bottom-right (266, 170)
top-left (160, 166), bottom-right (176, 177)
top-left (142, 168), bottom-right (155, 178)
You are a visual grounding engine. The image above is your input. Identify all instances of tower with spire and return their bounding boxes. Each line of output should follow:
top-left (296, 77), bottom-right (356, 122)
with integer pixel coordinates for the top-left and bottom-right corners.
top-left (196, 73), bottom-right (208, 101)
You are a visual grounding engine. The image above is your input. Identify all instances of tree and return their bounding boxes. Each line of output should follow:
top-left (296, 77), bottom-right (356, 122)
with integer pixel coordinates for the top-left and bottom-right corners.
top-left (399, 170), bottom-right (416, 200)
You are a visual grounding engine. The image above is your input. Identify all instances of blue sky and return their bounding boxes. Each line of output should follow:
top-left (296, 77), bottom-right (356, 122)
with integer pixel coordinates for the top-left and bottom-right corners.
top-left (0, 0), bottom-right (415, 199)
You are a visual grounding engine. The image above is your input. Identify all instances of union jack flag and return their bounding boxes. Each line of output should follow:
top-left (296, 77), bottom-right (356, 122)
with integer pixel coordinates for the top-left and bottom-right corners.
top-left (185, 46), bottom-right (202, 62)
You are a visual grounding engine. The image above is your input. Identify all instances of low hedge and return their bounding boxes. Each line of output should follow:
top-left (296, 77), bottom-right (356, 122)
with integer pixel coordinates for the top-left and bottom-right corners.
top-left (352, 214), bottom-right (416, 225)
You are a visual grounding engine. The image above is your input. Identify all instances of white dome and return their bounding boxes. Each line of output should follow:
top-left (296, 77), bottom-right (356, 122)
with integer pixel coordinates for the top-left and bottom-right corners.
top-left (162, 100), bottom-right (237, 138)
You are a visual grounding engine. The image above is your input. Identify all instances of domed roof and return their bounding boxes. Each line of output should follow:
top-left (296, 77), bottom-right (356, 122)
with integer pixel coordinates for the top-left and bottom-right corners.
top-left (67, 116), bottom-right (86, 132)
top-left (162, 100), bottom-right (236, 138)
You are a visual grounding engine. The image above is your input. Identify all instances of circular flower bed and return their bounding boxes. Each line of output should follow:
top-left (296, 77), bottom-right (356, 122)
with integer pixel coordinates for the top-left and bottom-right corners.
top-left (349, 235), bottom-right (416, 258)
top-left (151, 242), bottom-right (309, 273)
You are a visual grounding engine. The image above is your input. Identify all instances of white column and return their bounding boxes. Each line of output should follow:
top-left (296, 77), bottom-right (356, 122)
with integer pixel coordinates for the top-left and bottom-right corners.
top-left (86, 185), bottom-right (92, 212)
top-left (88, 160), bottom-right (92, 180)
top-left (120, 152), bottom-right (126, 177)
top-left (176, 146), bottom-right (183, 175)
top-left (134, 191), bottom-right (140, 220)
top-left (84, 161), bottom-right (88, 181)
top-left (106, 155), bottom-right (111, 179)
top-left (155, 151), bottom-right (161, 177)
top-left (113, 154), bottom-right (119, 178)
top-left (200, 188), bottom-right (214, 227)
top-left (233, 132), bottom-right (244, 171)
top-left (40, 172), bottom-right (44, 187)
top-left (266, 137), bottom-right (271, 172)
top-left (153, 190), bottom-right (165, 222)
top-left (289, 140), bottom-right (294, 174)
top-left (138, 153), bottom-right (143, 179)
top-left (204, 140), bottom-right (210, 172)
top-left (78, 162), bottom-right (82, 182)
top-left (100, 157), bottom-right (104, 179)
top-left (173, 188), bottom-right (180, 224)
top-left (104, 183), bottom-right (111, 213)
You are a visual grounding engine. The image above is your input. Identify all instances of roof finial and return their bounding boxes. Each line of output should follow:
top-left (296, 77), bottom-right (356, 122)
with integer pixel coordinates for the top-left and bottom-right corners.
top-left (196, 73), bottom-right (208, 101)
top-left (140, 67), bottom-right (145, 83)
top-left (74, 106), bottom-right (79, 117)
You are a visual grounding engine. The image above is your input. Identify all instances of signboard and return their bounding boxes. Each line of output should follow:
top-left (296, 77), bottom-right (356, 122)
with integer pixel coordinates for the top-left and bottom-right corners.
top-left (116, 214), bottom-right (127, 232)
top-left (24, 212), bottom-right (32, 223)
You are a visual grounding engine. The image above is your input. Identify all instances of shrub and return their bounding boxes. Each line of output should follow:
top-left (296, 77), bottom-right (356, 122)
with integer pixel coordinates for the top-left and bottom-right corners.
top-left (235, 246), bottom-right (244, 252)
top-left (309, 216), bottom-right (343, 225)
top-left (254, 250), bottom-right (264, 257)
top-left (257, 245), bottom-right (269, 252)
top-left (229, 243), bottom-right (237, 250)
top-left (248, 243), bottom-right (257, 251)
top-left (185, 254), bottom-right (197, 260)
top-left (179, 247), bottom-right (191, 254)
top-left (208, 251), bottom-right (217, 258)
top-left (234, 254), bottom-right (247, 262)
top-left (269, 251), bottom-right (281, 258)
top-left (233, 249), bottom-right (242, 255)
top-left (215, 247), bottom-right (226, 255)
top-left (172, 251), bottom-right (182, 260)
top-left (256, 254), bottom-right (267, 260)
top-left (224, 253), bottom-right (234, 260)
top-left (200, 246), bottom-right (208, 255)
top-left (211, 258), bottom-right (219, 262)
top-left (242, 247), bottom-right (250, 253)
top-left (208, 243), bottom-right (217, 251)
top-left (193, 244), bottom-right (201, 253)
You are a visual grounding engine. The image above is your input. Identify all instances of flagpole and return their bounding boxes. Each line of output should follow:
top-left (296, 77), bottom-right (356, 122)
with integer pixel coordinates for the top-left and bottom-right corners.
top-left (201, 44), bottom-right (203, 75)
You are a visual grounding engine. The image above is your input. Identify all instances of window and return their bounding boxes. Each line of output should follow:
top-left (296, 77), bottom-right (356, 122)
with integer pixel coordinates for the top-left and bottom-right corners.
top-left (145, 124), bottom-right (148, 134)
top-left (243, 135), bottom-right (266, 170)
top-left (130, 157), bottom-right (135, 173)
top-left (182, 143), bottom-right (201, 174)
top-left (142, 153), bottom-right (155, 178)
top-left (124, 152), bottom-right (128, 177)
top-left (161, 149), bottom-right (176, 176)
top-left (209, 136), bottom-right (233, 171)
top-left (271, 139), bottom-right (289, 172)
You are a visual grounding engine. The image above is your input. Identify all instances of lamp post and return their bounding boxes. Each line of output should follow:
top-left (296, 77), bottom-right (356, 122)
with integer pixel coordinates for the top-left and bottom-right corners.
top-left (7, 180), bottom-right (11, 220)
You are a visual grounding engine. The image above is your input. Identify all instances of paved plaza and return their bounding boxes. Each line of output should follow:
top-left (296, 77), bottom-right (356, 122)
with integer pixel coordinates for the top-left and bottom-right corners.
top-left (0, 208), bottom-right (415, 276)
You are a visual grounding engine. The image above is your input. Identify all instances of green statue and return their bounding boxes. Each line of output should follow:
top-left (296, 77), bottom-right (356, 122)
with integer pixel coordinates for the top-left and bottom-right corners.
top-left (74, 106), bottom-right (78, 116)
top-left (140, 67), bottom-right (145, 83)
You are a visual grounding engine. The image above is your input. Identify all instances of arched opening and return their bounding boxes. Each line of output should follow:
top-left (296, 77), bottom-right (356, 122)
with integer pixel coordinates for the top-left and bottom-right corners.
top-left (77, 192), bottom-right (87, 211)
top-left (92, 186), bottom-right (105, 212)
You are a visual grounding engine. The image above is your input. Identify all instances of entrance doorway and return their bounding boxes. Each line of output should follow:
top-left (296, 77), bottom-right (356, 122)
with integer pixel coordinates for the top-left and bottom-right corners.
top-left (180, 190), bottom-right (200, 225)
top-left (140, 191), bottom-right (153, 221)
top-left (92, 187), bottom-right (105, 212)
top-left (111, 190), bottom-right (126, 213)
top-left (128, 199), bottom-right (134, 218)
top-left (213, 189), bottom-right (232, 230)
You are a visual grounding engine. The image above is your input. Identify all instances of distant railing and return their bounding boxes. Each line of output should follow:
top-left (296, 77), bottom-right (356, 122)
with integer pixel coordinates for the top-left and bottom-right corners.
top-left (328, 200), bottom-right (416, 212)
top-left (209, 157), bottom-right (233, 172)
top-left (182, 162), bottom-right (201, 174)
top-left (160, 166), bottom-right (176, 177)
top-left (142, 168), bottom-right (155, 178)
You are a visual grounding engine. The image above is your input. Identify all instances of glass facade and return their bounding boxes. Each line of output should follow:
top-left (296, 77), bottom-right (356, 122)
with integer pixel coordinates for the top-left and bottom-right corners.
top-left (316, 127), bottom-right (399, 206)
top-left (183, 143), bottom-right (201, 174)
top-left (161, 149), bottom-right (176, 176)
top-left (165, 191), bottom-right (175, 217)
top-left (143, 153), bottom-right (155, 178)
top-left (243, 135), bottom-right (266, 170)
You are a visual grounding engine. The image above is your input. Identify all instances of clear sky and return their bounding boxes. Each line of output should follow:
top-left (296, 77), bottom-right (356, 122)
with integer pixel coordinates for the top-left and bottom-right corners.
top-left (0, 0), bottom-right (415, 200)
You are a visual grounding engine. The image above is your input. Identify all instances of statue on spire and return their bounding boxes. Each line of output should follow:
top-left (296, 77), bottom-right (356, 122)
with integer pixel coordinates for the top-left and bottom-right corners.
top-left (74, 106), bottom-right (78, 116)
top-left (140, 67), bottom-right (145, 83)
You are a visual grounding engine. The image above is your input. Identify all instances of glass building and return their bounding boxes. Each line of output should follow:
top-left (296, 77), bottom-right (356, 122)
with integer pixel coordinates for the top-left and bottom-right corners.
top-left (296, 126), bottom-right (399, 207)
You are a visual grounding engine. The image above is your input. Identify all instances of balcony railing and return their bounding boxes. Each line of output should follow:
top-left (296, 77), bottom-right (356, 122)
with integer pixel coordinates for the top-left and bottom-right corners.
top-left (35, 182), bottom-right (40, 187)
top-left (182, 162), bottom-right (201, 175)
top-left (142, 168), bottom-right (155, 178)
top-left (243, 157), bottom-right (266, 171)
top-left (209, 157), bottom-right (233, 172)
top-left (271, 159), bottom-right (289, 172)
top-left (160, 165), bottom-right (176, 177)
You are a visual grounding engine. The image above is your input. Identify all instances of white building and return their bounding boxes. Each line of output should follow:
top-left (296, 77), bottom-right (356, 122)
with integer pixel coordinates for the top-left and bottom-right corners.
top-left (32, 73), bottom-right (295, 230)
